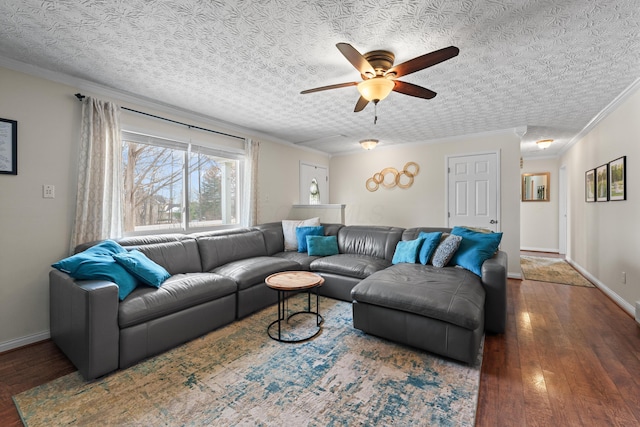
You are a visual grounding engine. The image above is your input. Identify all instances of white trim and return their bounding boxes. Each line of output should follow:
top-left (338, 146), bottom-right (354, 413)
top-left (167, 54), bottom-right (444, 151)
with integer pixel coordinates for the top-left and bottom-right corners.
top-left (508, 272), bottom-right (523, 280)
top-left (0, 330), bottom-right (50, 354)
top-left (565, 257), bottom-right (635, 317)
top-left (521, 246), bottom-right (560, 253)
top-left (559, 77), bottom-right (640, 156)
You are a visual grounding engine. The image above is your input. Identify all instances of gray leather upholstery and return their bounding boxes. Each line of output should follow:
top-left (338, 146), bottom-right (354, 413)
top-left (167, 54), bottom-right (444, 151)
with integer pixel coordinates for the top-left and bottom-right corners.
top-left (50, 222), bottom-right (507, 378)
top-left (351, 264), bottom-right (485, 330)
top-left (118, 272), bottom-right (237, 328)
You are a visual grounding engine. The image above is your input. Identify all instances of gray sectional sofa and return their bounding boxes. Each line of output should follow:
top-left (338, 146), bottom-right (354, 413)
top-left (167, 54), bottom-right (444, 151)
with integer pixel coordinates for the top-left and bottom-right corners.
top-left (50, 222), bottom-right (507, 380)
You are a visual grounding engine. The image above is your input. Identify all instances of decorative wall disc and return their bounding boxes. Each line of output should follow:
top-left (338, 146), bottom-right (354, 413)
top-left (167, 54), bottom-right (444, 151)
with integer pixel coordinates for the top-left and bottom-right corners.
top-left (366, 162), bottom-right (420, 191)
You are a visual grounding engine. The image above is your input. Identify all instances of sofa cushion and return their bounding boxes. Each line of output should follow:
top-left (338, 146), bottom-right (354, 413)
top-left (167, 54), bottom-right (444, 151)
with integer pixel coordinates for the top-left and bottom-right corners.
top-left (450, 226), bottom-right (503, 276)
top-left (417, 231), bottom-right (443, 265)
top-left (296, 225), bottom-right (324, 252)
top-left (310, 254), bottom-right (391, 279)
top-left (282, 217), bottom-right (320, 251)
top-left (351, 263), bottom-right (485, 330)
top-left (198, 230), bottom-right (268, 271)
top-left (271, 251), bottom-right (319, 270)
top-left (212, 256), bottom-right (299, 290)
top-left (118, 272), bottom-right (237, 328)
top-left (337, 226), bottom-right (404, 261)
top-left (431, 234), bottom-right (462, 267)
top-left (113, 250), bottom-right (171, 287)
top-left (121, 238), bottom-right (203, 275)
top-left (52, 240), bottom-right (140, 301)
top-left (391, 237), bottom-right (424, 264)
top-left (307, 235), bottom-right (339, 256)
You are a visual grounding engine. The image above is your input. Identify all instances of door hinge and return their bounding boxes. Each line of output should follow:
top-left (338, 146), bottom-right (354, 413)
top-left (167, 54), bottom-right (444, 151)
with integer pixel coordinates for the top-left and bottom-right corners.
top-left (448, 212), bottom-right (450, 218)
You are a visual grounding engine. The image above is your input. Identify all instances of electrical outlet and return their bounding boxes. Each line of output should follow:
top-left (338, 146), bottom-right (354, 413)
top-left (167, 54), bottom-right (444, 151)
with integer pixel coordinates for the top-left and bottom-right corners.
top-left (43, 185), bottom-right (55, 199)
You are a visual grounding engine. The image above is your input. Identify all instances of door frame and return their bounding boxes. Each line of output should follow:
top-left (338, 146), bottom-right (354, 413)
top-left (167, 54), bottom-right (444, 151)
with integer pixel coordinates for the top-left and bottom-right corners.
top-left (445, 150), bottom-right (501, 231)
top-left (558, 165), bottom-right (568, 254)
top-left (299, 161), bottom-right (329, 204)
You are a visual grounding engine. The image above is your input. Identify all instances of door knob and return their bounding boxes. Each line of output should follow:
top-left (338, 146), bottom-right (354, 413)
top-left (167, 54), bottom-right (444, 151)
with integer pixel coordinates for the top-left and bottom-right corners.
top-left (490, 219), bottom-right (498, 224)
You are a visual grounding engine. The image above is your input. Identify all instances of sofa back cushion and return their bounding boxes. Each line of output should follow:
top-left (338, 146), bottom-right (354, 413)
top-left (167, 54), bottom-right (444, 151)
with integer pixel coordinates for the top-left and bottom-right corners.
top-left (253, 222), bottom-right (285, 255)
top-left (197, 230), bottom-right (267, 271)
top-left (337, 226), bottom-right (404, 261)
top-left (120, 238), bottom-right (203, 275)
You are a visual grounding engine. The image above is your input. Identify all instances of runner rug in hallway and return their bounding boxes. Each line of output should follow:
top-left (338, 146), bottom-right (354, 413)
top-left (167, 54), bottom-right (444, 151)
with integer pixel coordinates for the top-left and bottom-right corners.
top-left (14, 295), bottom-right (482, 426)
top-left (520, 255), bottom-right (595, 287)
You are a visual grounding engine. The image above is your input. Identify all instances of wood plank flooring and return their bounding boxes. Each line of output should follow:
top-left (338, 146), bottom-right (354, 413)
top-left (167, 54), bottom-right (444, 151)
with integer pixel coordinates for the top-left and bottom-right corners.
top-left (2, 258), bottom-right (640, 426)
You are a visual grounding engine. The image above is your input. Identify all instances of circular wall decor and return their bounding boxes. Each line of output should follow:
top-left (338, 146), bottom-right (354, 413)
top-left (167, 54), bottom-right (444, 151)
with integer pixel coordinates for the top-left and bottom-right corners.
top-left (366, 162), bottom-right (420, 192)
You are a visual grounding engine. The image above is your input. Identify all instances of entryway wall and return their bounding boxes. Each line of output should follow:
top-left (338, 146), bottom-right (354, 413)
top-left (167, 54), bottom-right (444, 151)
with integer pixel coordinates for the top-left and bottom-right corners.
top-left (520, 156), bottom-right (560, 252)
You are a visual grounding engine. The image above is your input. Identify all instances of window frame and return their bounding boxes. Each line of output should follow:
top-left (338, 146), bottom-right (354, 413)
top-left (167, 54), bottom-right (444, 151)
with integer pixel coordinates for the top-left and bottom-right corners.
top-left (121, 130), bottom-right (245, 236)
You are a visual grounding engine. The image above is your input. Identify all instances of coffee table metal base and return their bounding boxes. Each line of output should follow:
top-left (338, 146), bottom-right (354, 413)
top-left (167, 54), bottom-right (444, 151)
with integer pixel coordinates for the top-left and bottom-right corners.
top-left (267, 289), bottom-right (323, 343)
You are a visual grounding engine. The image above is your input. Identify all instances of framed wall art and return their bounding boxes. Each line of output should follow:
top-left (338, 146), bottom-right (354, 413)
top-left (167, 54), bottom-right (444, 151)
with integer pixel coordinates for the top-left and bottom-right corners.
top-left (585, 169), bottom-right (595, 202)
top-left (0, 117), bottom-right (17, 175)
top-left (608, 156), bottom-right (626, 201)
top-left (595, 163), bottom-right (608, 202)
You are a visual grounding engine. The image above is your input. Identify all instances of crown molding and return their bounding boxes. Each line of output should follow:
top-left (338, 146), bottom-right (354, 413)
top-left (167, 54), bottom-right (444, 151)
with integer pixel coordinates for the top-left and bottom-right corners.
top-left (560, 77), bottom-right (640, 156)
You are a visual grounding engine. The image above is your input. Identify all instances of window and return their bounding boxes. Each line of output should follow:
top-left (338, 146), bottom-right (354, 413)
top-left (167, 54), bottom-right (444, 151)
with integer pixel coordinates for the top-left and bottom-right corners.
top-left (122, 131), bottom-right (242, 233)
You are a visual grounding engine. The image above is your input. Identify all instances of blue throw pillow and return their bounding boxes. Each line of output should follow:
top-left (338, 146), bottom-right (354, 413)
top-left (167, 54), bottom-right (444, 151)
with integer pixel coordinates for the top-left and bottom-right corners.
top-left (450, 226), bottom-right (503, 276)
top-left (296, 225), bottom-right (325, 252)
top-left (113, 250), bottom-right (171, 287)
top-left (417, 231), bottom-right (443, 265)
top-left (392, 237), bottom-right (424, 264)
top-left (306, 235), bottom-right (339, 256)
top-left (52, 240), bottom-right (139, 301)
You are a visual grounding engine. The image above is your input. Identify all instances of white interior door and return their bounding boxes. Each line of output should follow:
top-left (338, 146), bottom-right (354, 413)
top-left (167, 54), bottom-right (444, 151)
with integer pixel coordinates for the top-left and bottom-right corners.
top-left (447, 152), bottom-right (500, 231)
top-left (299, 162), bottom-right (328, 204)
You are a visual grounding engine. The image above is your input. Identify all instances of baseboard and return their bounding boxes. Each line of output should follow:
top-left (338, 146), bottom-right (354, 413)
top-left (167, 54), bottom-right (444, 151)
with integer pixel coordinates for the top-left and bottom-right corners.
top-left (520, 247), bottom-right (560, 253)
top-left (0, 330), bottom-right (50, 354)
top-left (508, 272), bottom-right (523, 280)
top-left (565, 257), bottom-right (635, 317)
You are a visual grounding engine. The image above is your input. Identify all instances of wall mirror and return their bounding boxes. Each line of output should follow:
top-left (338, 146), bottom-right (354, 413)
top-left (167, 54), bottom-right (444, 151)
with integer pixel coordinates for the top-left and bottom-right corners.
top-left (522, 172), bottom-right (550, 201)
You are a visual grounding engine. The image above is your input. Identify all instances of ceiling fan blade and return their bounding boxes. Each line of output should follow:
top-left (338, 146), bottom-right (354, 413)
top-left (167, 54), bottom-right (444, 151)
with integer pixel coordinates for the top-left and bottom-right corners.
top-left (386, 46), bottom-right (459, 78)
top-left (300, 81), bottom-right (358, 94)
top-left (393, 81), bottom-right (437, 99)
top-left (354, 96), bottom-right (369, 112)
top-left (336, 43), bottom-right (375, 77)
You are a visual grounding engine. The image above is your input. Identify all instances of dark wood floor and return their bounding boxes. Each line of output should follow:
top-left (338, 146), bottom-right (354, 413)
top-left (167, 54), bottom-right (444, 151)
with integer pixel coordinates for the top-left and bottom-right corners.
top-left (2, 258), bottom-right (640, 426)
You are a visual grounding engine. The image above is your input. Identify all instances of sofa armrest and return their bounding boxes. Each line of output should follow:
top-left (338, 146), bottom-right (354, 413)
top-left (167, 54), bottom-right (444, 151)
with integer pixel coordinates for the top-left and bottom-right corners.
top-left (481, 250), bottom-right (508, 334)
top-left (50, 270), bottom-right (120, 380)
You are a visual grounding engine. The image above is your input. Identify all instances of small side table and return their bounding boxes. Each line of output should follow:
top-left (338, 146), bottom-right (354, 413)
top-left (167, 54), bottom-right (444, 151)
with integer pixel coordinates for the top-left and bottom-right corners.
top-left (265, 271), bottom-right (324, 343)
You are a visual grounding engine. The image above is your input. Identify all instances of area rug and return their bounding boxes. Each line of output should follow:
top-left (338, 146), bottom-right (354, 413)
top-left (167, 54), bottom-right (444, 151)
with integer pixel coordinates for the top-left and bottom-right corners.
top-left (14, 295), bottom-right (482, 426)
top-left (520, 255), bottom-right (595, 287)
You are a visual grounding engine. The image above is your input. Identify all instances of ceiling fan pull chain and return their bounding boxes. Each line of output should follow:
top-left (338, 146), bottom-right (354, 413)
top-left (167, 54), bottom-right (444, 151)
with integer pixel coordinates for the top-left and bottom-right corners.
top-left (374, 102), bottom-right (378, 124)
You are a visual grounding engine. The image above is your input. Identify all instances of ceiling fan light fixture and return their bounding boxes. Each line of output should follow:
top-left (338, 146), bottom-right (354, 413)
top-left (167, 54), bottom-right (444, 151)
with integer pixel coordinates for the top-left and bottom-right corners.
top-left (357, 77), bottom-right (394, 102)
top-left (359, 139), bottom-right (379, 150)
top-left (536, 139), bottom-right (553, 149)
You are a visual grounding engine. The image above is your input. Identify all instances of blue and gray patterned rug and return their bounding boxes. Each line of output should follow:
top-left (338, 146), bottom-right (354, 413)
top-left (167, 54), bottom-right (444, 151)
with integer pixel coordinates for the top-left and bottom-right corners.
top-left (14, 296), bottom-right (482, 426)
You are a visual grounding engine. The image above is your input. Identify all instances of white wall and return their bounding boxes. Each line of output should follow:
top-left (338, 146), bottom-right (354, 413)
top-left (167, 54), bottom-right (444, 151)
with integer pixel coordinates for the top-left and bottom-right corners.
top-left (520, 157), bottom-right (560, 252)
top-left (561, 84), bottom-right (640, 313)
top-left (0, 66), bottom-right (327, 349)
top-left (329, 132), bottom-right (522, 277)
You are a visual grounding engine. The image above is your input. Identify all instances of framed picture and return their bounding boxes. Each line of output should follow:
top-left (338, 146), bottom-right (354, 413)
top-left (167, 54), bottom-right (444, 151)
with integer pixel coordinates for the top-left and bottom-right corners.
top-left (608, 156), bottom-right (626, 201)
top-left (596, 163), bottom-right (608, 202)
top-left (585, 169), bottom-right (596, 202)
top-left (0, 117), bottom-right (17, 175)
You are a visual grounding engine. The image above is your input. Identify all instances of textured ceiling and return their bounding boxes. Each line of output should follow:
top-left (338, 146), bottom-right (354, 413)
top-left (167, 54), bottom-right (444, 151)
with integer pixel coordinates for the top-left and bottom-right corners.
top-left (1, 0), bottom-right (639, 157)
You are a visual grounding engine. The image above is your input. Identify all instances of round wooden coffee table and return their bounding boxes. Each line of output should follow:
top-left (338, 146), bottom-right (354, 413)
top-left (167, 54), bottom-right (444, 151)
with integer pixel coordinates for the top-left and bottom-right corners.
top-left (265, 271), bottom-right (324, 343)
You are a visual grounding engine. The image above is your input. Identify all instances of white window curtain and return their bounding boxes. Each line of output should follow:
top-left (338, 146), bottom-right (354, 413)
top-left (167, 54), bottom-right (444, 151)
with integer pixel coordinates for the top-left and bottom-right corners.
top-left (241, 138), bottom-right (260, 227)
top-left (70, 97), bottom-right (123, 250)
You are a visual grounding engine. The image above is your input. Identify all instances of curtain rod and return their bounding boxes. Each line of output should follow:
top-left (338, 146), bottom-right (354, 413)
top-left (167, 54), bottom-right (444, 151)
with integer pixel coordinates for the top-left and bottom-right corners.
top-left (74, 93), bottom-right (244, 141)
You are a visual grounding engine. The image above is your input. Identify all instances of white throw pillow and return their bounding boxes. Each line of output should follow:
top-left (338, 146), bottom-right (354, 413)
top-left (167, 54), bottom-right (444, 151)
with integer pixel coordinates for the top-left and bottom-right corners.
top-left (282, 217), bottom-right (320, 251)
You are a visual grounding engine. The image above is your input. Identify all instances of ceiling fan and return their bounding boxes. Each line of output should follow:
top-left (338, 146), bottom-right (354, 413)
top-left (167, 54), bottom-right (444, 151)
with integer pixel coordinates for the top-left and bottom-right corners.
top-left (301, 43), bottom-right (459, 113)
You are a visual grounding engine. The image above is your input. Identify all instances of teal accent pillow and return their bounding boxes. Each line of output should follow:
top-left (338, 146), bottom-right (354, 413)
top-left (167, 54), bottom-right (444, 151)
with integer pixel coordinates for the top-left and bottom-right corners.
top-left (306, 235), bottom-right (339, 256)
top-left (113, 250), bottom-right (171, 287)
top-left (450, 226), bottom-right (503, 276)
top-left (52, 240), bottom-right (139, 300)
top-left (392, 238), bottom-right (424, 264)
top-left (417, 231), bottom-right (443, 265)
top-left (431, 235), bottom-right (463, 267)
top-left (296, 225), bottom-right (325, 252)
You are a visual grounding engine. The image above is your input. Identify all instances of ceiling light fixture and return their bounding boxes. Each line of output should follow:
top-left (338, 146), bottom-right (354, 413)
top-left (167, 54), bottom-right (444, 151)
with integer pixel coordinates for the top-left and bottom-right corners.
top-left (360, 139), bottom-right (379, 150)
top-left (536, 139), bottom-right (553, 149)
top-left (357, 77), bottom-right (395, 102)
